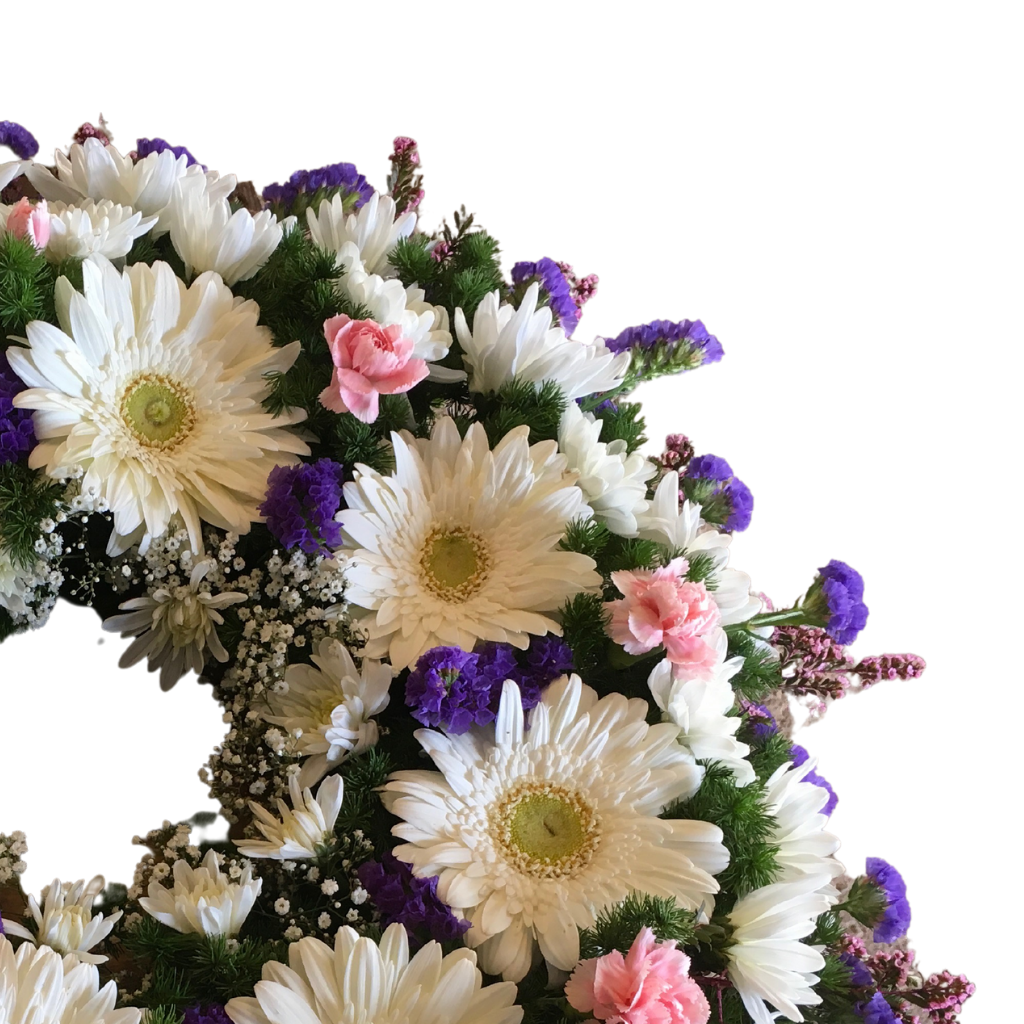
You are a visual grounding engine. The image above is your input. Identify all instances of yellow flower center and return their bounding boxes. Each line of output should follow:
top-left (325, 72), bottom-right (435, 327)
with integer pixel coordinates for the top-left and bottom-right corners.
top-left (120, 374), bottom-right (197, 450)
top-left (420, 525), bottom-right (491, 602)
top-left (489, 780), bottom-right (600, 879)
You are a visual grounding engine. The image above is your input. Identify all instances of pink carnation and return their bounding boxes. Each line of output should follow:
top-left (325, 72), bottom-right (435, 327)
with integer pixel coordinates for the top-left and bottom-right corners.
top-left (5, 198), bottom-right (50, 249)
top-left (565, 927), bottom-right (711, 1024)
top-left (607, 558), bottom-right (722, 677)
top-left (318, 314), bottom-right (429, 424)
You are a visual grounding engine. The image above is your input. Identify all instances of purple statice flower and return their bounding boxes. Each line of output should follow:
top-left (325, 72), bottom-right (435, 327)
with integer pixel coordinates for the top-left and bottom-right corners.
top-left (841, 953), bottom-right (874, 988)
top-left (1, 352), bottom-right (35, 465)
top-left (865, 857), bottom-right (911, 943)
top-left (855, 992), bottom-right (898, 1024)
top-left (182, 1007), bottom-right (233, 1024)
top-left (263, 161), bottom-right (373, 215)
top-left (512, 258), bottom-right (582, 336)
top-left (135, 137), bottom-right (203, 168)
top-left (358, 852), bottom-right (469, 949)
top-left (604, 318), bottom-right (724, 365)
top-left (740, 700), bottom-right (777, 741)
top-left (790, 744), bottom-right (839, 816)
top-left (405, 646), bottom-right (495, 733)
top-left (259, 459), bottom-right (345, 557)
top-left (522, 636), bottom-right (574, 690)
top-left (682, 454), bottom-right (754, 533)
top-left (0, 121), bottom-right (38, 159)
top-left (809, 559), bottom-right (870, 645)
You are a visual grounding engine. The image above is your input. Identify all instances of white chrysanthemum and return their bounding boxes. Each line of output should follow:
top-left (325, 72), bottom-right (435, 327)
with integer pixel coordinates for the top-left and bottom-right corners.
top-left (339, 417), bottom-right (600, 670)
top-left (9, 256), bottom-right (309, 555)
top-left (236, 774), bottom-right (344, 861)
top-left (557, 402), bottom-right (656, 536)
top-left (25, 138), bottom-right (234, 236)
top-left (638, 472), bottom-right (762, 625)
top-left (454, 283), bottom-right (630, 400)
top-left (265, 638), bottom-right (393, 788)
top-left (224, 922), bottom-right (522, 1024)
top-left (0, 160), bottom-right (25, 192)
top-left (307, 192), bottom-right (416, 277)
top-left (168, 175), bottom-right (283, 285)
top-left (647, 648), bottom-right (755, 787)
top-left (139, 849), bottom-right (260, 937)
top-left (0, 548), bottom-right (31, 619)
top-left (725, 875), bottom-right (834, 1024)
top-left (1, 876), bottom-right (120, 965)
top-left (44, 200), bottom-right (157, 261)
top-left (382, 676), bottom-right (728, 983)
top-left (763, 760), bottom-right (842, 886)
top-left (102, 557), bottom-right (247, 691)
top-left (0, 937), bottom-right (140, 1024)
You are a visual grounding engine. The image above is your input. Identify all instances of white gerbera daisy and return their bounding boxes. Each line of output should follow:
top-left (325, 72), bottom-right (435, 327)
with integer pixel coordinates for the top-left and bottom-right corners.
top-left (9, 256), bottom-right (309, 555)
top-left (557, 402), bottom-right (656, 537)
top-left (102, 557), bottom-right (247, 691)
top-left (307, 192), bottom-right (416, 277)
top-left (638, 472), bottom-right (762, 625)
top-left (382, 676), bottom-right (728, 983)
top-left (339, 417), bottom-right (600, 670)
top-left (454, 283), bottom-right (630, 401)
top-left (725, 874), bottom-right (834, 1024)
top-left (763, 759), bottom-right (842, 885)
top-left (168, 175), bottom-right (283, 285)
top-left (44, 200), bottom-right (157, 261)
top-left (139, 849), bottom-right (261, 937)
top-left (265, 638), bottom-right (393, 788)
top-left (0, 876), bottom-right (120, 964)
top-left (647, 649), bottom-right (755, 787)
top-left (0, 937), bottom-right (140, 1024)
top-left (236, 774), bottom-right (344, 861)
top-left (25, 138), bottom-right (234, 236)
top-left (224, 923), bottom-right (522, 1024)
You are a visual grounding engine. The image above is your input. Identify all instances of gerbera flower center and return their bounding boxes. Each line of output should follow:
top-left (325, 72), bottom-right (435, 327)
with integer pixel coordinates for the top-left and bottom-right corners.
top-left (489, 780), bottom-right (599, 879)
top-left (120, 373), bottom-right (197, 450)
top-left (420, 525), bottom-right (491, 602)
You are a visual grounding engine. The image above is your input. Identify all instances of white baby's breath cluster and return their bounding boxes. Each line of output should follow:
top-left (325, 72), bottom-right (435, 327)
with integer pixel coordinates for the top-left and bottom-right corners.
top-left (0, 832), bottom-right (28, 884)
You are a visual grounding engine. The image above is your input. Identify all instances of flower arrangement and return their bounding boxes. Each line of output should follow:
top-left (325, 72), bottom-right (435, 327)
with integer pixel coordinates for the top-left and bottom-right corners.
top-left (0, 119), bottom-right (972, 1024)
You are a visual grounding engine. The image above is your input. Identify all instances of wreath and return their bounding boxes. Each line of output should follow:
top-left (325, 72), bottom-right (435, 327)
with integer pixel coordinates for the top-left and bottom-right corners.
top-left (0, 119), bottom-right (972, 1024)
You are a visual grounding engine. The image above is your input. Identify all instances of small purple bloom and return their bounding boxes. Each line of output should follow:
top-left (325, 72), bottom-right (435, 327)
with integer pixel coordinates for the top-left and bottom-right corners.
top-left (866, 857), bottom-right (912, 943)
top-left (682, 454), bottom-right (754, 533)
top-left (855, 992), bottom-right (898, 1024)
top-left (0, 121), bottom-right (39, 160)
top-left (263, 162), bottom-right (373, 214)
top-left (182, 1007), bottom-right (233, 1024)
top-left (259, 459), bottom-right (345, 557)
top-left (135, 137), bottom-right (203, 168)
top-left (358, 852), bottom-right (469, 949)
top-left (814, 559), bottom-right (870, 645)
top-left (741, 701), bottom-right (777, 740)
top-left (605, 318), bottom-right (724, 364)
top-left (512, 258), bottom-right (582, 336)
top-left (790, 744), bottom-right (839, 816)
top-left (1, 352), bottom-right (36, 465)
top-left (405, 646), bottom-right (495, 733)
top-left (841, 952), bottom-right (874, 988)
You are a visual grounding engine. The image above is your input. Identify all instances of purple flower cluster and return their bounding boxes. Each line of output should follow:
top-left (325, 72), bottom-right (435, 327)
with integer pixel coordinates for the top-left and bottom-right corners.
top-left (182, 1007), bottom-right (233, 1024)
top-left (814, 559), bottom-right (870, 645)
top-left (259, 459), bottom-right (345, 557)
top-left (555, 261), bottom-right (599, 309)
top-left (605, 318), bottom-right (724, 364)
top-left (740, 700), bottom-right (777, 741)
top-left (135, 137), bottom-right (203, 168)
top-left (357, 852), bottom-right (469, 949)
top-left (1, 352), bottom-right (35, 465)
top-left (682, 454), bottom-right (754, 532)
top-left (866, 857), bottom-right (911, 943)
top-left (512, 258), bottom-right (582, 336)
top-left (263, 162), bottom-right (373, 214)
top-left (790, 743), bottom-right (839, 816)
top-left (854, 652), bottom-right (926, 687)
top-left (0, 121), bottom-right (38, 160)
top-left (855, 992), bottom-right (898, 1024)
top-left (405, 638), bottom-right (574, 733)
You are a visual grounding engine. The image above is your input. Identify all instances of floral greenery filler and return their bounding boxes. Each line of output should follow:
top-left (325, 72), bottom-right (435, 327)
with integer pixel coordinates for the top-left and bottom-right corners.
top-left (0, 120), bottom-right (972, 1024)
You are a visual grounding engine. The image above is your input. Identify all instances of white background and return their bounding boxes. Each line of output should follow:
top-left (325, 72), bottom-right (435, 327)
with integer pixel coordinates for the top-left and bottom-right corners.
top-left (3, 3), bottom-right (1019, 1018)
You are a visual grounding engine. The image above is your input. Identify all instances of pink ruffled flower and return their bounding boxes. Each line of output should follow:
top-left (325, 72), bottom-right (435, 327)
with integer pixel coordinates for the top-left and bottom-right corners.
top-left (607, 557), bottom-right (722, 678)
top-left (565, 927), bottom-right (711, 1024)
top-left (5, 198), bottom-right (50, 249)
top-left (318, 314), bottom-right (429, 424)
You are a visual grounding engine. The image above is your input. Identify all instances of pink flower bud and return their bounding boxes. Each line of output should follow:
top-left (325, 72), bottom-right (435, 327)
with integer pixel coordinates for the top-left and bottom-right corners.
top-left (5, 198), bottom-right (50, 250)
top-left (318, 314), bottom-right (429, 424)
